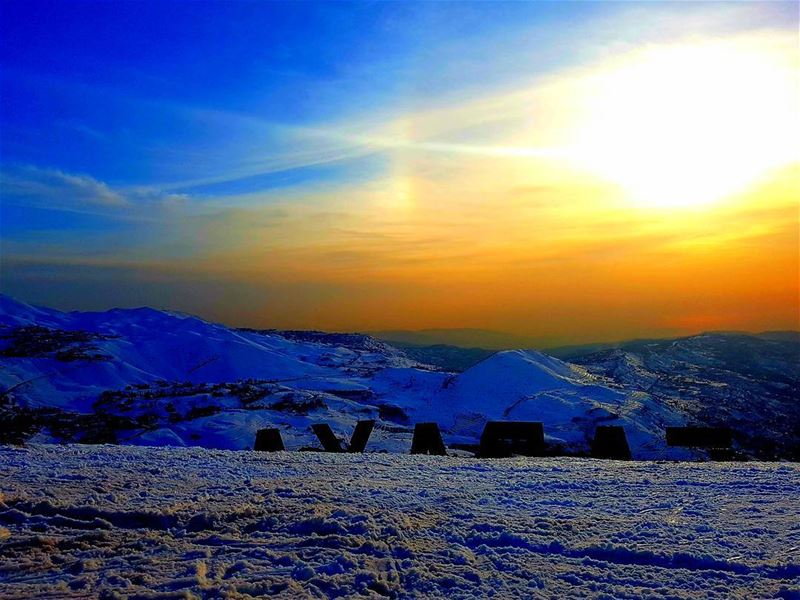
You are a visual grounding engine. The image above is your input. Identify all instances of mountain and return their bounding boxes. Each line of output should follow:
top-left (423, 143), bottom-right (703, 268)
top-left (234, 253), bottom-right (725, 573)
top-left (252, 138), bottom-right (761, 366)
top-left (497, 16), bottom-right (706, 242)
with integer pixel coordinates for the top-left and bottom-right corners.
top-left (566, 333), bottom-right (800, 460)
top-left (382, 342), bottom-right (495, 371)
top-left (1, 295), bottom-right (797, 459)
top-left (545, 330), bottom-right (800, 359)
top-left (756, 330), bottom-right (800, 343)
top-left (366, 328), bottom-right (542, 350)
top-left (438, 349), bottom-right (683, 457)
top-left (0, 295), bottom-right (441, 451)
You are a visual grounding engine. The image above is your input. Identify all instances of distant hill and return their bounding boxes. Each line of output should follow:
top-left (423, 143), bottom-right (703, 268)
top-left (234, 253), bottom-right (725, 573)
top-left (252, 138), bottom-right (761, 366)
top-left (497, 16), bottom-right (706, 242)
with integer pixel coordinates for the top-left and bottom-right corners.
top-left (568, 332), bottom-right (800, 460)
top-left (2, 294), bottom-right (798, 459)
top-left (366, 328), bottom-right (542, 350)
top-left (756, 330), bottom-right (800, 342)
top-left (384, 342), bottom-right (496, 372)
top-left (545, 330), bottom-right (800, 359)
top-left (0, 295), bottom-right (688, 458)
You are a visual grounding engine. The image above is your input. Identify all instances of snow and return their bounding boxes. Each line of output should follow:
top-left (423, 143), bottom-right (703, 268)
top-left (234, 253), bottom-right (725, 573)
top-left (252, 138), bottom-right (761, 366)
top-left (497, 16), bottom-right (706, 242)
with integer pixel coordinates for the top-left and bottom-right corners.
top-left (1, 444), bottom-right (798, 598)
top-left (439, 350), bottom-right (683, 456)
top-left (569, 334), bottom-right (800, 460)
top-left (2, 294), bottom-right (797, 459)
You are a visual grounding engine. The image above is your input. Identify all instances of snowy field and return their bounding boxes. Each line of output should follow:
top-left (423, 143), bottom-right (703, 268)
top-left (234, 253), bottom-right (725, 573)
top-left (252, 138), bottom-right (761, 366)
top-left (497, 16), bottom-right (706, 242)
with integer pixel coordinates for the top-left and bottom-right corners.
top-left (1, 445), bottom-right (799, 599)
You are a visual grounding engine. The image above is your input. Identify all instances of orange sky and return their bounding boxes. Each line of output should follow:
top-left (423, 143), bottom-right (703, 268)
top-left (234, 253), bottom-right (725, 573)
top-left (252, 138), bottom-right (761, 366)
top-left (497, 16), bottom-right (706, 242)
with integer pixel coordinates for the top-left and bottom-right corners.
top-left (2, 8), bottom-right (798, 346)
top-left (184, 164), bottom-right (799, 345)
top-left (178, 32), bottom-right (800, 343)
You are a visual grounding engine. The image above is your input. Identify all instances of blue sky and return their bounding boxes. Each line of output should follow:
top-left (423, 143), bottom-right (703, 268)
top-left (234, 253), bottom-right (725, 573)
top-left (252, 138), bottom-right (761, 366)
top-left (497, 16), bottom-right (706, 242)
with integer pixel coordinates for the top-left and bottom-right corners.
top-left (1, 1), bottom-right (798, 342)
top-left (2, 2), bottom-right (606, 190)
top-left (5, 1), bottom-right (792, 194)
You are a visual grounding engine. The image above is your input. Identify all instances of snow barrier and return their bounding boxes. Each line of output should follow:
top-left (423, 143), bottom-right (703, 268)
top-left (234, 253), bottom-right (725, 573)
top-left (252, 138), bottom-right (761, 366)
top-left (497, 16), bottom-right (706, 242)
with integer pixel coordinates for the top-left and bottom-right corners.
top-left (410, 422), bottom-right (448, 456)
top-left (311, 423), bottom-right (344, 452)
top-left (666, 427), bottom-right (732, 449)
top-left (254, 428), bottom-right (285, 452)
top-left (479, 421), bottom-right (545, 458)
top-left (590, 426), bottom-right (632, 460)
top-left (310, 420), bottom-right (376, 453)
top-left (251, 422), bottom-right (737, 460)
top-left (348, 419), bottom-right (375, 453)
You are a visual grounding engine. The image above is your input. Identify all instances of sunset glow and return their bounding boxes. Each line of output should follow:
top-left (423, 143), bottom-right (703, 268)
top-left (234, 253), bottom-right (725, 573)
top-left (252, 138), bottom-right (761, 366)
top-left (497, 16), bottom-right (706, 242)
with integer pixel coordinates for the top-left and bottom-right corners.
top-left (566, 35), bottom-right (799, 209)
top-left (1, 2), bottom-right (798, 345)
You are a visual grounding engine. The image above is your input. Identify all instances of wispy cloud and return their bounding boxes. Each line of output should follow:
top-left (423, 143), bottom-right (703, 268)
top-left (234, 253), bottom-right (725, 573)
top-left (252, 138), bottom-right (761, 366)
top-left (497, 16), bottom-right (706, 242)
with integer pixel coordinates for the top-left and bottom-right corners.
top-left (0, 164), bottom-right (191, 218)
top-left (2, 8), bottom-right (797, 341)
top-left (1, 164), bottom-right (127, 208)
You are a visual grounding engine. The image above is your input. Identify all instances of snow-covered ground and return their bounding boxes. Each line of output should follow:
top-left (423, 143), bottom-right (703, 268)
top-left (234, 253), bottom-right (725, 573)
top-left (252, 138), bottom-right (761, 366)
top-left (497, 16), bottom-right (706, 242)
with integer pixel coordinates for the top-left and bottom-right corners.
top-left (1, 444), bottom-right (798, 599)
top-left (0, 296), bottom-right (702, 459)
top-left (3, 295), bottom-right (799, 458)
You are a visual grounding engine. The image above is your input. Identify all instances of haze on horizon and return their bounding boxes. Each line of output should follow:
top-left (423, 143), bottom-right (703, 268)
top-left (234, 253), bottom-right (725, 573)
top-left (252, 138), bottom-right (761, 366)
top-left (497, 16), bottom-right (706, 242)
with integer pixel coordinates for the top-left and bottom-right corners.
top-left (1, 1), bottom-right (798, 347)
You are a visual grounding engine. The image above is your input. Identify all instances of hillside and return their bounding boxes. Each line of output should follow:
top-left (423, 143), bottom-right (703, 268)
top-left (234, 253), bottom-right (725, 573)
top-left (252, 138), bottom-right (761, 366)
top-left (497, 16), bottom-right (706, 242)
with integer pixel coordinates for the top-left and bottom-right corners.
top-left (1, 295), bottom-right (798, 459)
top-left (380, 341), bottom-right (495, 372)
top-left (567, 334), bottom-right (800, 459)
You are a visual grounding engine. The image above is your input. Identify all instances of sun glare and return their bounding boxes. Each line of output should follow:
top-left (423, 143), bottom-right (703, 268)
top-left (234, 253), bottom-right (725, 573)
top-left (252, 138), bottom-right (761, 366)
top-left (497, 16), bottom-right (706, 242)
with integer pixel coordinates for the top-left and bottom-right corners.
top-left (566, 36), bottom-right (799, 209)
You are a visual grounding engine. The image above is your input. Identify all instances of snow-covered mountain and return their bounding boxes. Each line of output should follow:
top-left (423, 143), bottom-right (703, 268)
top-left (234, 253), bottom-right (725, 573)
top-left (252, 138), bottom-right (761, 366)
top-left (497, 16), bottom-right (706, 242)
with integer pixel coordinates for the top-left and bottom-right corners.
top-left (567, 334), bottom-right (800, 460)
top-left (1, 295), bottom-right (796, 459)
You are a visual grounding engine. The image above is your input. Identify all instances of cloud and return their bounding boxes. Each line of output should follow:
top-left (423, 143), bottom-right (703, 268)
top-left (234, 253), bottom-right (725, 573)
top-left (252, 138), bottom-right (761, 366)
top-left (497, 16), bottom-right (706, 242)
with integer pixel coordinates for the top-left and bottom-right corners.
top-left (2, 20), bottom-right (797, 342)
top-left (1, 164), bottom-right (126, 208)
top-left (0, 164), bottom-right (191, 217)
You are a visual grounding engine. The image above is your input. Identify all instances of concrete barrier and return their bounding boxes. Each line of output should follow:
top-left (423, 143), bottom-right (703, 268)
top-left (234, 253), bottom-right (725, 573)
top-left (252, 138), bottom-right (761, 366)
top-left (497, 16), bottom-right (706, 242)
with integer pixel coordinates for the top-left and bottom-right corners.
top-left (311, 423), bottom-right (344, 452)
top-left (590, 425), bottom-right (632, 460)
top-left (479, 421), bottom-right (544, 458)
top-left (410, 422), bottom-right (447, 455)
top-left (666, 427), bottom-right (732, 449)
top-left (254, 428), bottom-right (285, 452)
top-left (349, 420), bottom-right (375, 453)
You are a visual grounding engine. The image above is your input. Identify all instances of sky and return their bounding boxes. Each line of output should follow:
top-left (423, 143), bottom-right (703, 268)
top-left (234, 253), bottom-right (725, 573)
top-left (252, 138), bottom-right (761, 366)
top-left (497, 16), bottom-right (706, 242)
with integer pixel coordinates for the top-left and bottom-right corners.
top-left (1, 1), bottom-right (798, 346)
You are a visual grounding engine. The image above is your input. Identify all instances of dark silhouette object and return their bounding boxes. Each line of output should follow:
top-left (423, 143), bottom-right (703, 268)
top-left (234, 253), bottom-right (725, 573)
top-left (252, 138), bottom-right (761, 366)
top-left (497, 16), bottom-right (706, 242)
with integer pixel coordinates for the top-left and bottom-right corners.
top-left (449, 442), bottom-right (480, 454)
top-left (707, 448), bottom-right (738, 461)
top-left (254, 428), bottom-right (285, 452)
top-left (410, 422), bottom-right (447, 455)
top-left (0, 409), bottom-right (38, 445)
top-left (479, 421), bottom-right (544, 458)
top-left (348, 419), bottom-right (375, 453)
top-left (590, 426), bottom-right (632, 460)
top-left (312, 423), bottom-right (344, 452)
top-left (666, 427), bottom-right (732, 449)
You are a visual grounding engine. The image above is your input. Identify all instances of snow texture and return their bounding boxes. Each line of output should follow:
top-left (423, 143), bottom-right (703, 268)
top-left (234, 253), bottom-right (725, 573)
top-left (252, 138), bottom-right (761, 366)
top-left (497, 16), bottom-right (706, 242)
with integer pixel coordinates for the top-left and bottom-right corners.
top-left (1, 444), bottom-right (798, 599)
top-left (0, 296), bottom-right (700, 459)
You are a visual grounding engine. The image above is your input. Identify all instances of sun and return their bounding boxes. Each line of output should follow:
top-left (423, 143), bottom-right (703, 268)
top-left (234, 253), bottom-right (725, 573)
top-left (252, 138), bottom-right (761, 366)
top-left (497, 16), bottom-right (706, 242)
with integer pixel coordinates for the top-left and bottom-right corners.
top-left (565, 35), bottom-right (799, 209)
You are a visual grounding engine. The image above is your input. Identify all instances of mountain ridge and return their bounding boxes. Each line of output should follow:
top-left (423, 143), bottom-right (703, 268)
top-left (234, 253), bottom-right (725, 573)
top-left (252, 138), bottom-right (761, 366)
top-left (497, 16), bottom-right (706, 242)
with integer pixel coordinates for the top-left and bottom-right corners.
top-left (1, 295), bottom-right (797, 459)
